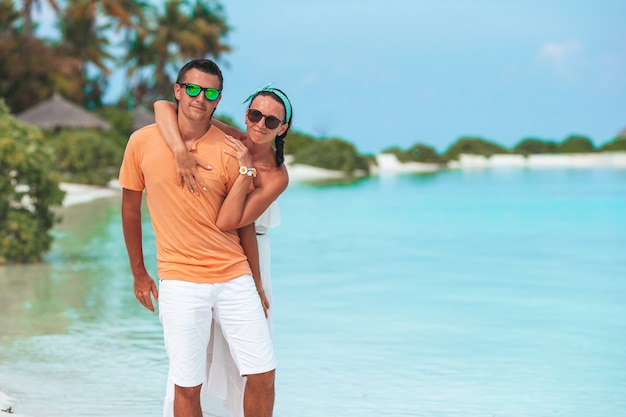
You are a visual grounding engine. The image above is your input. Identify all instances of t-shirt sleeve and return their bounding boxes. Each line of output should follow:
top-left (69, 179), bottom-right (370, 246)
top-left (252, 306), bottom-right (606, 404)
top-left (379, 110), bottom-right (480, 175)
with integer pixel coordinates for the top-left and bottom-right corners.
top-left (118, 133), bottom-right (145, 191)
top-left (222, 144), bottom-right (242, 193)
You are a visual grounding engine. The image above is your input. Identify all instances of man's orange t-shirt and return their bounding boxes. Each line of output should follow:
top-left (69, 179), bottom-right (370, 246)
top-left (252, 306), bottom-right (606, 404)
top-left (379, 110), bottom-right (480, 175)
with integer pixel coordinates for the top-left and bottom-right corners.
top-left (119, 123), bottom-right (252, 283)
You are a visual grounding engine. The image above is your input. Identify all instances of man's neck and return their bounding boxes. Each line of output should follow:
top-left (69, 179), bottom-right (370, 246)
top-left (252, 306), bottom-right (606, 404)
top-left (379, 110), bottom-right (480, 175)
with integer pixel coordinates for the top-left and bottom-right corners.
top-left (178, 118), bottom-right (213, 148)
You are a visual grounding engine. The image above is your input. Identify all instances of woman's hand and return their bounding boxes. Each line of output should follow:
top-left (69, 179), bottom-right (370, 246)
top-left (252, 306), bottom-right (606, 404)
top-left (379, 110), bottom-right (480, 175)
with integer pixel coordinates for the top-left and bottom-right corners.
top-left (258, 287), bottom-right (270, 318)
top-left (223, 135), bottom-right (253, 167)
top-left (174, 149), bottom-right (211, 194)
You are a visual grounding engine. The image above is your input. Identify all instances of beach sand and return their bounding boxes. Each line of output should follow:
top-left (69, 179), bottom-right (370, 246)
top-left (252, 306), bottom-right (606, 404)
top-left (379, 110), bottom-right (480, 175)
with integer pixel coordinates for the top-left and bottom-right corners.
top-left (60, 181), bottom-right (121, 206)
top-left (0, 391), bottom-right (27, 417)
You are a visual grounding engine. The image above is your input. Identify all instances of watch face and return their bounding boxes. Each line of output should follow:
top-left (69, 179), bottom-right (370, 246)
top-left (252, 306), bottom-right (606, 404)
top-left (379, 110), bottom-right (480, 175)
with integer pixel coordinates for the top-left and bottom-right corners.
top-left (239, 166), bottom-right (256, 177)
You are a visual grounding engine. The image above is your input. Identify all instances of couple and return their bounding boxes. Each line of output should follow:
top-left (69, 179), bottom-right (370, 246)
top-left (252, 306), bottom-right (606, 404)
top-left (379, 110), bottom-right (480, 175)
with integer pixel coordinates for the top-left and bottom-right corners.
top-left (119, 58), bottom-right (292, 417)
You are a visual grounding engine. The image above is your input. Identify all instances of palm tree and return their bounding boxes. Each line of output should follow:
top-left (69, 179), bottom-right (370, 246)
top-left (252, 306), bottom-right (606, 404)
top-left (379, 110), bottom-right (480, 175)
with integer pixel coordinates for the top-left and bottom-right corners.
top-left (125, 0), bottom-right (231, 103)
top-left (21, 0), bottom-right (60, 36)
top-left (185, 0), bottom-right (231, 58)
top-left (126, 28), bottom-right (160, 106)
top-left (60, 1), bottom-right (112, 72)
top-left (100, 0), bottom-right (149, 30)
top-left (59, 0), bottom-right (149, 107)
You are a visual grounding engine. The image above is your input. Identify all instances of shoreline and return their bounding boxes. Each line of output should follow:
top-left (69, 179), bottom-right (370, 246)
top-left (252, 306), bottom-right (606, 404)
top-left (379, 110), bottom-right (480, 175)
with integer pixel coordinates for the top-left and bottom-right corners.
top-left (59, 182), bottom-right (121, 207)
top-left (55, 151), bottom-right (626, 208)
top-left (448, 151), bottom-right (626, 169)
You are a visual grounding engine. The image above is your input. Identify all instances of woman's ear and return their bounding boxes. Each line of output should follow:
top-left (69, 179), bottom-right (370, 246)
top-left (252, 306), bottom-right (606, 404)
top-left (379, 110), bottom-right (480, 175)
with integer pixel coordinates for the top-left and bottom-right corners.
top-left (278, 122), bottom-right (289, 137)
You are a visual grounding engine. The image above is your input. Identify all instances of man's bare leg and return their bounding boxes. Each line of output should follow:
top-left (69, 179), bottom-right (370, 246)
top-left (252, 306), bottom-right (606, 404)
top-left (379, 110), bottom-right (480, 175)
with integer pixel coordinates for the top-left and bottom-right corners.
top-left (174, 384), bottom-right (202, 417)
top-left (243, 370), bottom-right (275, 417)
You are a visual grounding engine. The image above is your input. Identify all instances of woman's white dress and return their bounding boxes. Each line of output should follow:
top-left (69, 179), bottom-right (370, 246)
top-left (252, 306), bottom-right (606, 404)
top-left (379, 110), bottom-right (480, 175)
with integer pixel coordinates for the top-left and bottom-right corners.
top-left (163, 202), bottom-right (280, 417)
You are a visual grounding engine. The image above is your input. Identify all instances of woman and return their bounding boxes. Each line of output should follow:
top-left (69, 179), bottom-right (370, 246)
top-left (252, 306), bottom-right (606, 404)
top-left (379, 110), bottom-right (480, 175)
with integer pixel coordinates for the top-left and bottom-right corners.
top-left (154, 83), bottom-right (292, 417)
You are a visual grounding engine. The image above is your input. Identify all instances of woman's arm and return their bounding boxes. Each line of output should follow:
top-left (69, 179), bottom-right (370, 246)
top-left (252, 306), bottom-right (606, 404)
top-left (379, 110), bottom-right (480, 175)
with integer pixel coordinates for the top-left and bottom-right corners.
top-left (216, 172), bottom-right (288, 231)
top-left (216, 136), bottom-right (288, 231)
top-left (238, 223), bottom-right (269, 316)
top-left (154, 100), bottom-right (208, 194)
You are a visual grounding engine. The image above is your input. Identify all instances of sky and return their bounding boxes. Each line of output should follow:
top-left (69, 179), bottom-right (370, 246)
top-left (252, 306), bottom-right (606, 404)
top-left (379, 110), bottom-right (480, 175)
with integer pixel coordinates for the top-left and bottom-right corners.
top-left (34, 0), bottom-right (626, 154)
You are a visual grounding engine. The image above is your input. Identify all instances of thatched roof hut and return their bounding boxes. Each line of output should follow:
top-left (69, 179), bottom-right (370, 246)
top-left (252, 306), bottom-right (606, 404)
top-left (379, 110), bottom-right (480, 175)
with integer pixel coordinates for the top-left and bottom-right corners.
top-left (16, 93), bottom-right (111, 131)
top-left (132, 106), bottom-right (155, 131)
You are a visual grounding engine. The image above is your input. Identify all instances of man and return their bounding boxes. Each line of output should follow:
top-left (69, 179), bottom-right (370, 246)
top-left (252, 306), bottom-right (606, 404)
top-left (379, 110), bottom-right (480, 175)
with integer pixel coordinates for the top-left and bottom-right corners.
top-left (120, 59), bottom-right (275, 417)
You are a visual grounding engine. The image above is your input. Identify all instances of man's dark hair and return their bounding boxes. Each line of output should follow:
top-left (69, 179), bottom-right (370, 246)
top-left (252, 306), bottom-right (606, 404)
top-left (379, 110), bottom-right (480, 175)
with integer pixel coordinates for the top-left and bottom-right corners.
top-left (176, 59), bottom-right (224, 90)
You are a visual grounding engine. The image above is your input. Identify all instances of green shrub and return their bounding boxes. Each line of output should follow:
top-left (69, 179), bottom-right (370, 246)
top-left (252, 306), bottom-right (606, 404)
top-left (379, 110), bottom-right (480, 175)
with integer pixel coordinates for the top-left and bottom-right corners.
top-left (513, 138), bottom-right (559, 155)
top-left (599, 136), bottom-right (626, 151)
top-left (442, 137), bottom-right (509, 161)
top-left (46, 129), bottom-right (124, 185)
top-left (0, 100), bottom-right (65, 264)
top-left (382, 143), bottom-right (441, 163)
top-left (284, 130), bottom-right (316, 156)
top-left (94, 106), bottom-right (134, 146)
top-left (557, 135), bottom-right (595, 153)
top-left (293, 137), bottom-right (370, 175)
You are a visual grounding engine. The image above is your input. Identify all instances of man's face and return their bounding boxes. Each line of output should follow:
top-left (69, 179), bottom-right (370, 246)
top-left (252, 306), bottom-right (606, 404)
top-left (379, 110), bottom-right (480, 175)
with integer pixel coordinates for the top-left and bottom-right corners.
top-left (174, 68), bottom-right (222, 124)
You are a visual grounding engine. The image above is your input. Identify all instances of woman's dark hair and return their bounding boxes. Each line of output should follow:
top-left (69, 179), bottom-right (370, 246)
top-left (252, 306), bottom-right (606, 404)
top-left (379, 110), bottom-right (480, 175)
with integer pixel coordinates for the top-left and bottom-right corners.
top-left (250, 89), bottom-right (292, 167)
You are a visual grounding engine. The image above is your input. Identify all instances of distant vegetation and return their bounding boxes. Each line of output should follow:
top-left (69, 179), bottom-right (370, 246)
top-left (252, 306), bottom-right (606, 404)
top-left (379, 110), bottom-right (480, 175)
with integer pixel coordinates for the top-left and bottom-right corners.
top-left (439, 137), bottom-right (510, 161)
top-left (600, 136), bottom-right (626, 151)
top-left (382, 144), bottom-right (442, 164)
top-left (512, 138), bottom-right (559, 155)
top-left (386, 134), bottom-right (625, 164)
top-left (25, 112), bottom-right (626, 189)
top-left (285, 131), bottom-right (370, 175)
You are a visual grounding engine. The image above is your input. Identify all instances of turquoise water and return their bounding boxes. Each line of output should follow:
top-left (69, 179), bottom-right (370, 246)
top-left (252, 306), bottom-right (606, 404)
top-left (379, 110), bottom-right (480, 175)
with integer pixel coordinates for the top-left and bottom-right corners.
top-left (1, 168), bottom-right (625, 417)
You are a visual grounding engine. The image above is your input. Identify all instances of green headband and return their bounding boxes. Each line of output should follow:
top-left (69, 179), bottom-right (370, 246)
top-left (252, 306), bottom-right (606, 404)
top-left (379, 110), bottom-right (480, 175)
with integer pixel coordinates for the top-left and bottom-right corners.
top-left (242, 82), bottom-right (292, 124)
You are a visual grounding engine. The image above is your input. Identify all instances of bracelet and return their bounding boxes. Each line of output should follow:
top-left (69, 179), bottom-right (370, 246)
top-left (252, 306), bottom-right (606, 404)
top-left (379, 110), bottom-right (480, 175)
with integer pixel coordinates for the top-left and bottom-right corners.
top-left (239, 166), bottom-right (257, 177)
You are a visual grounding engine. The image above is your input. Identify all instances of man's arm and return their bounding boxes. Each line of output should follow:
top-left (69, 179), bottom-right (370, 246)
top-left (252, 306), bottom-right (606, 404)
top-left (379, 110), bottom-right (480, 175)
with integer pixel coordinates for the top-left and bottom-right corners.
top-left (121, 188), bottom-right (158, 312)
top-left (154, 99), bottom-right (209, 193)
top-left (238, 223), bottom-right (269, 317)
top-left (212, 118), bottom-right (246, 141)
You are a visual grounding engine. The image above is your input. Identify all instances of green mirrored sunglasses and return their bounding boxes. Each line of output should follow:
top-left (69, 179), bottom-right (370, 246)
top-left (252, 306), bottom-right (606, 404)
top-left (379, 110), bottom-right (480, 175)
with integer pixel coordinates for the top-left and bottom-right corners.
top-left (178, 83), bottom-right (221, 101)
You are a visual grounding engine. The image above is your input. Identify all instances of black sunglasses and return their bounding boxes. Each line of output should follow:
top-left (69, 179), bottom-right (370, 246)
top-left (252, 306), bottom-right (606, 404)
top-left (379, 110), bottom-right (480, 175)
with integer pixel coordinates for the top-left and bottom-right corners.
top-left (247, 108), bottom-right (284, 130)
top-left (178, 83), bottom-right (221, 101)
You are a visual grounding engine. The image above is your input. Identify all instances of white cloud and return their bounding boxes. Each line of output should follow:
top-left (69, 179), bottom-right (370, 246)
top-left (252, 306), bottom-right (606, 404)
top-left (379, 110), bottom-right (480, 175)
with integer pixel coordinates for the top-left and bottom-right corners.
top-left (535, 40), bottom-right (585, 80)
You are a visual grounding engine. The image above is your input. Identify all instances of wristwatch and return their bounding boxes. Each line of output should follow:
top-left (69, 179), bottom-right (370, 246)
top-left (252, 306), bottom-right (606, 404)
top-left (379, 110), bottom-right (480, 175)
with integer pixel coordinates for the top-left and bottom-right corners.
top-left (239, 166), bottom-right (257, 177)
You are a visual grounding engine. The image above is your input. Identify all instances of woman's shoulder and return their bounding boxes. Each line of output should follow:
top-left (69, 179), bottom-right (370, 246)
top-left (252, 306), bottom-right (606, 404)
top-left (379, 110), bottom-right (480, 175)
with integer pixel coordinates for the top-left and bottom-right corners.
top-left (264, 163), bottom-right (289, 188)
top-left (251, 163), bottom-right (288, 201)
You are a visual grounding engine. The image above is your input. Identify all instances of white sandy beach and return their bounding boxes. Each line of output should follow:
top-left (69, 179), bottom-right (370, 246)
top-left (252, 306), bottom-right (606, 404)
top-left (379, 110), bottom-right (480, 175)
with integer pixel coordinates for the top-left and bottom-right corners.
top-left (449, 151), bottom-right (626, 169)
top-left (59, 182), bottom-right (121, 206)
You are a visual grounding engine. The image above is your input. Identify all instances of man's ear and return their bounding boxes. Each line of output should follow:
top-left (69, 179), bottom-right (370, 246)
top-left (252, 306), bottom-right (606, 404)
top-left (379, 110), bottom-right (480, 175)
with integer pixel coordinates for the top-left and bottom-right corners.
top-left (173, 84), bottom-right (181, 101)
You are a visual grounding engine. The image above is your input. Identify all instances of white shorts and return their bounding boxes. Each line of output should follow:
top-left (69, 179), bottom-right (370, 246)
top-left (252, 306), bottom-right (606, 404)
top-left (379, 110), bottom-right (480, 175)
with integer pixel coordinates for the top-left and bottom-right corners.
top-left (158, 275), bottom-right (275, 388)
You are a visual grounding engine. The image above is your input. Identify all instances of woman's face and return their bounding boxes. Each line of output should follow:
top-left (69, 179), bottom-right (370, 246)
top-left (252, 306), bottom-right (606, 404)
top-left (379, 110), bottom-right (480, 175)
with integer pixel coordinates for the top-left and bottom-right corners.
top-left (245, 95), bottom-right (289, 144)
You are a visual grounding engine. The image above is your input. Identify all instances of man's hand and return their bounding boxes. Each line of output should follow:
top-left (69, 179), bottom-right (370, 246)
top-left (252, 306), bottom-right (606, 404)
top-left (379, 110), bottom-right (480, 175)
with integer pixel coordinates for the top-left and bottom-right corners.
top-left (174, 149), bottom-right (211, 195)
top-left (133, 272), bottom-right (159, 312)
